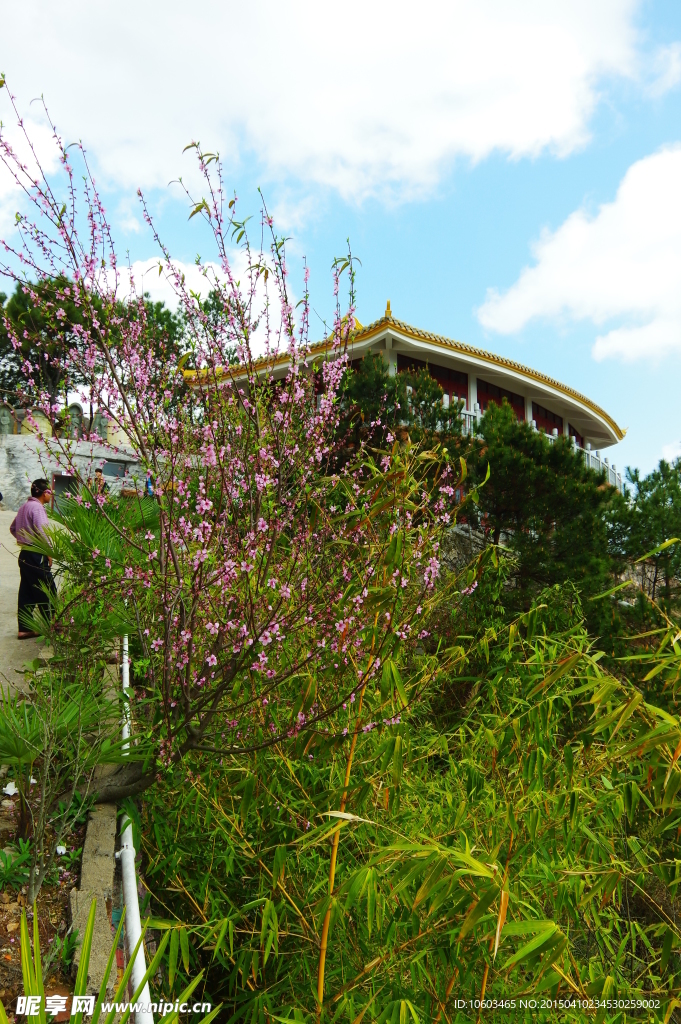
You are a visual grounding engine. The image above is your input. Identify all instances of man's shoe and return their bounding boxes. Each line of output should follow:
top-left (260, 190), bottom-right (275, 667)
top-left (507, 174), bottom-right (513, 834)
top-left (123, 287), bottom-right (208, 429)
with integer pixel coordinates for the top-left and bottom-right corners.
top-left (17, 630), bottom-right (39, 640)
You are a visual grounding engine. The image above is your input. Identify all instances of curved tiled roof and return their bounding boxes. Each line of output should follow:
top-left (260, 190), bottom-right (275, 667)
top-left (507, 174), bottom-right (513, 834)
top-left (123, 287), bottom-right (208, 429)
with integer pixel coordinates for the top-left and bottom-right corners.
top-left (185, 312), bottom-right (624, 441)
top-left (343, 315), bottom-right (624, 441)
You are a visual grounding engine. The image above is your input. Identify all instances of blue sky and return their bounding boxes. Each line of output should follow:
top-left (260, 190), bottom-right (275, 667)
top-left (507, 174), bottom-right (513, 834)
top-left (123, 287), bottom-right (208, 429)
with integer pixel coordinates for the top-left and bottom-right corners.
top-left (2, 1), bottom-right (681, 474)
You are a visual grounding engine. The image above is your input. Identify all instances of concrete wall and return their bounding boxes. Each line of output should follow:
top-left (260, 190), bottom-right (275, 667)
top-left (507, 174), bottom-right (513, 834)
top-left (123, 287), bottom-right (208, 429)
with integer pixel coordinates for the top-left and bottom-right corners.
top-left (0, 435), bottom-right (141, 511)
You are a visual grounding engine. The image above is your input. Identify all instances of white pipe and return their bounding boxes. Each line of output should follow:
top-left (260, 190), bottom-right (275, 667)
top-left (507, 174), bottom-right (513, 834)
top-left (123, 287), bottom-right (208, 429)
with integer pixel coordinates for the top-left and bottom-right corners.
top-left (122, 635), bottom-right (130, 703)
top-left (118, 635), bottom-right (154, 1024)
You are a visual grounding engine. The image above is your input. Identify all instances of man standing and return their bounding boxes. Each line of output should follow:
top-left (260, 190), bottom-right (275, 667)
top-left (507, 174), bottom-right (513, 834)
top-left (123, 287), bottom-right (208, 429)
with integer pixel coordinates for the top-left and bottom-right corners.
top-left (9, 478), bottom-right (56, 639)
top-left (93, 467), bottom-right (109, 496)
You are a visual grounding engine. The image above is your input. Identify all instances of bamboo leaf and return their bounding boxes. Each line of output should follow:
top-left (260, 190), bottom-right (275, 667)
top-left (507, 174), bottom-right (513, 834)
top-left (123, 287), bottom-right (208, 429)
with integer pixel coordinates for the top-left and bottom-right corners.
top-left (367, 869), bottom-right (376, 938)
top-left (458, 885), bottom-right (498, 940)
top-left (662, 769), bottom-right (681, 810)
top-left (180, 926), bottom-right (190, 973)
top-left (590, 580), bottom-right (634, 602)
top-left (611, 692), bottom-right (643, 738)
top-left (503, 924), bottom-right (559, 971)
top-left (391, 663), bottom-right (409, 709)
top-left (635, 538), bottom-right (680, 563)
top-left (527, 653), bottom-right (582, 698)
top-left (91, 909), bottom-right (126, 1024)
top-left (393, 735), bottom-right (403, 787)
top-left (72, 899), bottom-right (97, 997)
top-left (412, 858), bottom-right (447, 911)
top-left (169, 927), bottom-right (179, 987)
top-left (321, 810), bottom-right (373, 823)
top-left (661, 928), bottom-right (674, 973)
top-left (20, 910), bottom-right (36, 995)
top-left (493, 889), bottom-right (509, 961)
top-left (666, 737), bottom-right (681, 787)
top-left (32, 906), bottom-right (46, 1024)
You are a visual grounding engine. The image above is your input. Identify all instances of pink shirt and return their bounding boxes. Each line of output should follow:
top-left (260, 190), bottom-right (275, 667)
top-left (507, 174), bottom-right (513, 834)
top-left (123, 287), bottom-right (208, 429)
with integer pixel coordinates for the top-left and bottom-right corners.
top-left (10, 497), bottom-right (49, 547)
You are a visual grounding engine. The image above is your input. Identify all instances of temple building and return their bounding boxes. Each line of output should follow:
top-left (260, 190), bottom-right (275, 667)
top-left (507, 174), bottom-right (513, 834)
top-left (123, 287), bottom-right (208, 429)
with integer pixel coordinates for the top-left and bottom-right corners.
top-left (308, 304), bottom-right (624, 489)
top-left (337, 303), bottom-right (623, 450)
top-left (186, 303), bottom-right (627, 492)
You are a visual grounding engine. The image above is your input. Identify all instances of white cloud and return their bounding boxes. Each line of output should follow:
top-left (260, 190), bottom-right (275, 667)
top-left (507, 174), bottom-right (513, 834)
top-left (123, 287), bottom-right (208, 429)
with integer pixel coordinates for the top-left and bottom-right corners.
top-left (0, 1), bottom-right (643, 203)
top-left (646, 43), bottom-right (681, 97)
top-left (661, 440), bottom-right (681, 464)
top-left (112, 254), bottom-right (296, 358)
top-left (478, 146), bottom-right (681, 362)
top-left (115, 199), bottom-right (143, 235)
top-left (113, 258), bottom-right (220, 308)
top-left (0, 115), bottom-right (62, 234)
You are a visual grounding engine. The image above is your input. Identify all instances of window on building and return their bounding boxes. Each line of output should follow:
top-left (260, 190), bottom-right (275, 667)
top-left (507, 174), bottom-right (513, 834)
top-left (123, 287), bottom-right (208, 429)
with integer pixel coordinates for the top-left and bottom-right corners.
top-left (532, 402), bottom-right (563, 434)
top-left (568, 423), bottom-right (584, 448)
top-left (477, 378), bottom-right (525, 419)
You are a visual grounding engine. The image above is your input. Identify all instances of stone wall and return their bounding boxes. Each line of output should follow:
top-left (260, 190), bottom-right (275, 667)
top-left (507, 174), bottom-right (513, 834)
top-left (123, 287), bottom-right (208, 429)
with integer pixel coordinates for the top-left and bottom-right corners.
top-left (0, 435), bottom-right (141, 511)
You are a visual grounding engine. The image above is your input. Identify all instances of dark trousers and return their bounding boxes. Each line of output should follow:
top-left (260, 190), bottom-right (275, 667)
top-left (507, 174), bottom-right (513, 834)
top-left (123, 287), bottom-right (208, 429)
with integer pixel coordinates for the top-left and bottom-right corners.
top-left (18, 550), bottom-right (56, 631)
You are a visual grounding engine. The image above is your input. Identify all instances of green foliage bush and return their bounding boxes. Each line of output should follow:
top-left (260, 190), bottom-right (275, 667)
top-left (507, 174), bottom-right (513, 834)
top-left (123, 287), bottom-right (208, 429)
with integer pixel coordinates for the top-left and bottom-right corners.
top-left (626, 460), bottom-right (681, 608)
top-left (140, 573), bottom-right (681, 1021)
top-left (339, 352), bottom-right (463, 446)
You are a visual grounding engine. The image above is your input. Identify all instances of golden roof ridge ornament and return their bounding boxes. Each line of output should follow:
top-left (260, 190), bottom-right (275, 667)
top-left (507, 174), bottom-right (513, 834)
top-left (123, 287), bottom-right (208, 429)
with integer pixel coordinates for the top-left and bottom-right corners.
top-left (385, 299), bottom-right (392, 319)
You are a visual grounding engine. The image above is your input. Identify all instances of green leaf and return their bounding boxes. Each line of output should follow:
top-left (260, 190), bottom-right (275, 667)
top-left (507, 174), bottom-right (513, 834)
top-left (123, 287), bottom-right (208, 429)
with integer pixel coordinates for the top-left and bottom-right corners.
top-left (179, 926), bottom-right (190, 973)
top-left (72, 900), bottom-right (97, 1019)
top-left (635, 538), bottom-right (680, 563)
top-left (392, 735), bottom-right (403, 787)
top-left (590, 579), bottom-right (634, 602)
top-left (90, 909), bottom-right (126, 1024)
top-left (502, 920), bottom-right (557, 937)
top-left (20, 910), bottom-right (36, 997)
top-left (344, 868), bottom-right (369, 911)
top-left (661, 927), bottom-right (674, 972)
top-left (272, 845), bottom-right (287, 889)
top-left (412, 858), bottom-right (447, 910)
top-left (188, 199), bottom-right (210, 221)
top-left (169, 927), bottom-right (179, 987)
top-left (564, 744), bottom-right (574, 778)
top-left (662, 768), bottom-right (681, 811)
top-left (240, 775), bottom-right (255, 824)
top-left (458, 885), bottom-right (499, 940)
top-left (527, 653), bottom-right (582, 698)
top-left (502, 923), bottom-right (559, 970)
top-left (367, 868), bottom-right (377, 938)
top-left (392, 665), bottom-right (409, 709)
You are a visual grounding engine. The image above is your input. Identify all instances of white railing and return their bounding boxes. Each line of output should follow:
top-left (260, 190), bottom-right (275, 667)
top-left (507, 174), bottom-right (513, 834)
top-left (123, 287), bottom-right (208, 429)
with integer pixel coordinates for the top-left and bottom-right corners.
top-left (454, 404), bottom-right (623, 493)
top-left (580, 446), bottom-right (623, 492)
top-left (459, 408), bottom-right (480, 438)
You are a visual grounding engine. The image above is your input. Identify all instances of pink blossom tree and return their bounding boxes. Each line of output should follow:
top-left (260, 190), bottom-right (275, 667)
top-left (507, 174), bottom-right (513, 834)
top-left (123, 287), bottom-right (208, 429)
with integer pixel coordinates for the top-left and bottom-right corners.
top-left (0, 86), bottom-right (464, 815)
